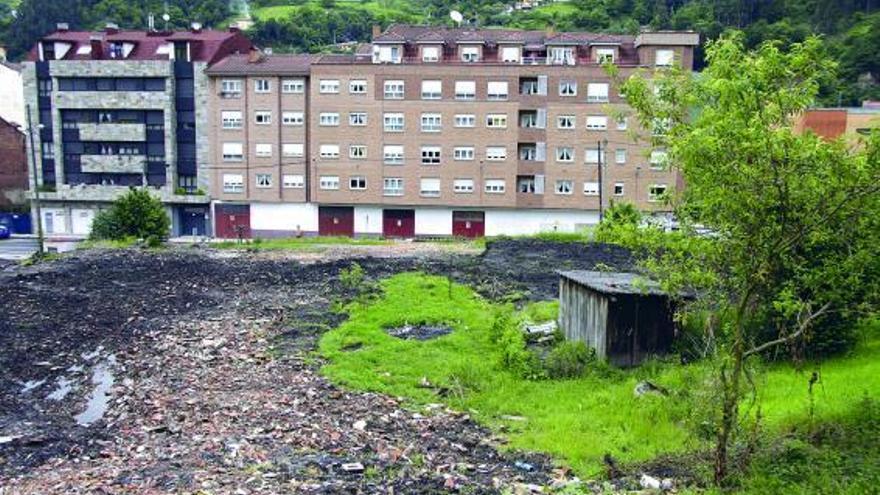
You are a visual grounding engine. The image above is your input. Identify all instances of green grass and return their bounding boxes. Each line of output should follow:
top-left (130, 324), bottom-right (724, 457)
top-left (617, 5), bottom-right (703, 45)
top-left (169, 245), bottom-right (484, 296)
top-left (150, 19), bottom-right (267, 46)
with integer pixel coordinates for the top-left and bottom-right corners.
top-left (253, 0), bottom-right (423, 22)
top-left (77, 237), bottom-right (139, 250)
top-left (213, 236), bottom-right (391, 250)
top-left (319, 272), bottom-right (880, 482)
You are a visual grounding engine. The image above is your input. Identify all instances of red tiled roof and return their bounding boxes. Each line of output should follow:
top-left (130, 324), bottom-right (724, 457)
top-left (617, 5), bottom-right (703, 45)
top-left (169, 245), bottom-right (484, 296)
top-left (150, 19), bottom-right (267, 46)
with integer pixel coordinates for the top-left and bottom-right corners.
top-left (205, 53), bottom-right (315, 75)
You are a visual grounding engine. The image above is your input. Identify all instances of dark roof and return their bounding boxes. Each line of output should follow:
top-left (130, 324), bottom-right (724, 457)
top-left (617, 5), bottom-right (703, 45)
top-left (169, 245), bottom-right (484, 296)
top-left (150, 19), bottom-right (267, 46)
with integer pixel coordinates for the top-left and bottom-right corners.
top-left (0, 60), bottom-right (22, 72)
top-left (206, 53), bottom-right (315, 76)
top-left (557, 271), bottom-right (669, 296)
top-left (372, 24), bottom-right (634, 46)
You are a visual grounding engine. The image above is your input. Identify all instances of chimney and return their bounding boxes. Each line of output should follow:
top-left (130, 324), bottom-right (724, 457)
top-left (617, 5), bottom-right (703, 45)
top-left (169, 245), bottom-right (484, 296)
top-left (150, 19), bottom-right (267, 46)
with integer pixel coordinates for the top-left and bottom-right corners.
top-left (228, 25), bottom-right (240, 33)
top-left (56, 22), bottom-right (69, 32)
top-left (372, 24), bottom-right (382, 39)
top-left (191, 22), bottom-right (202, 33)
top-left (90, 35), bottom-right (103, 59)
top-left (248, 46), bottom-right (263, 63)
top-left (105, 23), bottom-right (119, 35)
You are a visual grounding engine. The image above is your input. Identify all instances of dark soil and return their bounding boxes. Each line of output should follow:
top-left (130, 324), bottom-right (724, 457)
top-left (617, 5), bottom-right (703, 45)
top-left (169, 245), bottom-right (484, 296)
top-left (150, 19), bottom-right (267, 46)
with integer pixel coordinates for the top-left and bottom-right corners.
top-left (385, 324), bottom-right (454, 340)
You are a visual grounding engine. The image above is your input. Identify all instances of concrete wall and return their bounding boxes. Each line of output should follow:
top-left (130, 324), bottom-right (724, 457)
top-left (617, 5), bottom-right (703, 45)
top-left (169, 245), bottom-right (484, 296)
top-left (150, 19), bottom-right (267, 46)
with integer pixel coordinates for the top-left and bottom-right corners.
top-left (414, 208), bottom-right (452, 236)
top-left (250, 202), bottom-right (318, 234)
top-left (0, 63), bottom-right (25, 127)
top-left (484, 209), bottom-right (598, 236)
top-left (354, 206), bottom-right (383, 234)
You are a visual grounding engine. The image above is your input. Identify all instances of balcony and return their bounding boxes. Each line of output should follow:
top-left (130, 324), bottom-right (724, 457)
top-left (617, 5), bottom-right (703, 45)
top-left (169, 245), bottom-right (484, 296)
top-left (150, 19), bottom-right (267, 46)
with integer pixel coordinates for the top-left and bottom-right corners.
top-left (80, 154), bottom-right (146, 174)
top-left (78, 122), bottom-right (145, 142)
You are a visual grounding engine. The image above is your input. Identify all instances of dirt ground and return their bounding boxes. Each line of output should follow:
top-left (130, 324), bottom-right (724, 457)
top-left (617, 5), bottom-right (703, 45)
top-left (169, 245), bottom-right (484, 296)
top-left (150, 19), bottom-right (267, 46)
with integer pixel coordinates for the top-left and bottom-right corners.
top-left (0, 239), bottom-right (633, 494)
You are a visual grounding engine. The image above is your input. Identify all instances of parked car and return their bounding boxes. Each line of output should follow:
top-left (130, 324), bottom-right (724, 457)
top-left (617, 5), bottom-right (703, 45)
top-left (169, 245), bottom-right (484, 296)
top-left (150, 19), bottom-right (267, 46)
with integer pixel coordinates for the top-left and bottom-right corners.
top-left (0, 225), bottom-right (10, 239)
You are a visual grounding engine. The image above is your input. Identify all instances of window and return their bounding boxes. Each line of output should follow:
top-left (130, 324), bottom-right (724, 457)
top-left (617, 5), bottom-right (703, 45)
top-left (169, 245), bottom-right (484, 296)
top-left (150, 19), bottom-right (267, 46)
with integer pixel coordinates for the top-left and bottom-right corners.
top-left (613, 182), bottom-right (625, 196)
top-left (255, 143), bottom-right (272, 157)
top-left (384, 113), bottom-right (405, 132)
top-left (319, 79), bottom-right (340, 94)
top-left (383, 145), bottom-right (404, 165)
top-left (319, 144), bottom-right (340, 158)
top-left (453, 179), bottom-right (474, 193)
top-left (282, 143), bottom-right (304, 157)
top-left (486, 147), bottom-right (507, 161)
top-left (255, 111), bottom-right (272, 125)
top-left (421, 80), bottom-right (442, 99)
top-left (484, 179), bottom-right (506, 194)
top-left (349, 176), bottom-right (367, 190)
top-left (583, 181), bottom-right (599, 196)
top-left (282, 111), bottom-right (304, 126)
top-left (420, 178), bottom-right (441, 197)
top-left (41, 142), bottom-right (55, 158)
top-left (595, 48), bottom-right (615, 63)
top-left (349, 112), bottom-right (367, 126)
top-left (221, 79), bottom-right (242, 97)
top-left (556, 147), bottom-right (573, 162)
top-left (283, 174), bottom-right (304, 188)
top-left (383, 177), bottom-right (404, 196)
top-left (223, 173), bottom-right (244, 193)
top-left (650, 149), bottom-right (668, 169)
top-left (656, 49), bottom-right (674, 67)
top-left (221, 111), bottom-right (242, 129)
top-left (422, 46), bottom-right (440, 62)
top-left (222, 142), bottom-right (243, 161)
top-left (255, 79), bottom-right (271, 93)
top-left (486, 114), bottom-right (508, 129)
top-left (256, 173), bottom-right (272, 188)
top-left (615, 148), bottom-right (627, 164)
top-left (616, 117), bottom-right (628, 130)
top-left (421, 146), bottom-right (441, 165)
top-left (349, 79), bottom-right (367, 94)
top-left (587, 83), bottom-right (609, 102)
top-left (518, 176), bottom-right (535, 193)
top-left (557, 115), bottom-right (575, 129)
top-left (349, 145), bottom-right (366, 159)
top-left (649, 184), bottom-right (668, 201)
top-left (383, 80), bottom-right (404, 99)
top-left (559, 80), bottom-right (577, 96)
top-left (487, 81), bottom-right (509, 100)
top-left (282, 79), bottom-right (304, 93)
top-left (461, 46), bottom-right (479, 62)
top-left (374, 45), bottom-right (401, 63)
top-left (585, 149), bottom-right (605, 163)
top-left (421, 113), bottom-right (442, 132)
top-left (549, 46), bottom-right (575, 65)
top-left (454, 114), bottom-right (476, 128)
top-left (320, 112), bottom-right (340, 126)
top-left (586, 116), bottom-right (608, 130)
top-left (501, 46), bottom-right (521, 63)
top-left (455, 81), bottom-right (475, 100)
top-left (454, 147), bottom-right (474, 161)
top-left (319, 175), bottom-right (339, 190)
top-left (653, 117), bottom-right (671, 136)
top-left (555, 180), bottom-right (573, 195)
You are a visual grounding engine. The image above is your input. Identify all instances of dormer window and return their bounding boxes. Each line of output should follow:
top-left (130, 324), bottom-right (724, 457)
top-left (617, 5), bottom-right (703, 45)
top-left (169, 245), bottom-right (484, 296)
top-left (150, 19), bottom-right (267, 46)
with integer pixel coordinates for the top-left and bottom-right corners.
top-left (109, 42), bottom-right (124, 59)
top-left (500, 46), bottom-right (521, 63)
top-left (422, 46), bottom-right (440, 62)
top-left (548, 47), bottom-right (575, 65)
top-left (460, 46), bottom-right (480, 63)
top-left (373, 45), bottom-right (401, 63)
top-left (596, 48), bottom-right (615, 64)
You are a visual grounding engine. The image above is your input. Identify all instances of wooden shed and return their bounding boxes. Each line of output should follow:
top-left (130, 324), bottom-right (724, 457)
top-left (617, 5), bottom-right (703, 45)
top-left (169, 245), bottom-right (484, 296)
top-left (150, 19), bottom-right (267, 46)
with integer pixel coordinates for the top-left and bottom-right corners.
top-left (557, 270), bottom-right (680, 367)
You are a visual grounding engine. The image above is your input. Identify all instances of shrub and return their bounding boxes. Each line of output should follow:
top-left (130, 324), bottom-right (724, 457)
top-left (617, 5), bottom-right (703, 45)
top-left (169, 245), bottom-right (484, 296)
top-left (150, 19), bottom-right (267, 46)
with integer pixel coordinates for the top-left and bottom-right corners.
top-left (339, 262), bottom-right (366, 290)
top-left (90, 188), bottom-right (170, 241)
top-left (499, 324), bottom-right (544, 379)
top-left (544, 341), bottom-right (595, 379)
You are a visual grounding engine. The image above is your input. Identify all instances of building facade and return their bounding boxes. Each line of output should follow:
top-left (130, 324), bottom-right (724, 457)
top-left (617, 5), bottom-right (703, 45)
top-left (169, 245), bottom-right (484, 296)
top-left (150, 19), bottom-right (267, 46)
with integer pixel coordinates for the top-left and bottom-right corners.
top-left (0, 117), bottom-right (28, 207)
top-left (22, 23), bottom-right (251, 236)
top-left (0, 55), bottom-right (25, 127)
top-left (794, 104), bottom-right (880, 143)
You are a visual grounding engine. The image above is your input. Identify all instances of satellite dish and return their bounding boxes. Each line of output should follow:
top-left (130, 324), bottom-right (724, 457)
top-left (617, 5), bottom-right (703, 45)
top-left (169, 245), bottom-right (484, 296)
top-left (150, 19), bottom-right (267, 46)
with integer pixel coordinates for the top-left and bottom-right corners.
top-left (162, 13), bottom-right (171, 22)
top-left (450, 10), bottom-right (463, 24)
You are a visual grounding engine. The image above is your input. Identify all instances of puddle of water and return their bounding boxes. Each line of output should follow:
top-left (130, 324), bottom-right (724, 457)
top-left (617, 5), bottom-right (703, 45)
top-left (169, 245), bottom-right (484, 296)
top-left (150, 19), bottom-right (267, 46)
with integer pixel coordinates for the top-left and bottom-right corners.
top-left (75, 355), bottom-right (116, 427)
top-left (47, 376), bottom-right (75, 401)
top-left (20, 379), bottom-right (46, 393)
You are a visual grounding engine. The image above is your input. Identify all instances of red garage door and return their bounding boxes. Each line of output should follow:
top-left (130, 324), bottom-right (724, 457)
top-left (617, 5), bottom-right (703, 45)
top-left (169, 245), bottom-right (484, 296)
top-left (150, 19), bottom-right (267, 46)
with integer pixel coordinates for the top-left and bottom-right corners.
top-left (215, 204), bottom-right (251, 239)
top-left (383, 209), bottom-right (415, 238)
top-left (319, 206), bottom-right (355, 237)
top-left (452, 211), bottom-right (485, 238)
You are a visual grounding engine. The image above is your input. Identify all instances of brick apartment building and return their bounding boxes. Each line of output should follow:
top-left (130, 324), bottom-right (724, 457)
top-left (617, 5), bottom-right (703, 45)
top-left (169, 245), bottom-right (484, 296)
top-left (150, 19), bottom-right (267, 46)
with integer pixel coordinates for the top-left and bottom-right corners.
top-left (22, 23), bottom-right (251, 236)
top-left (794, 103), bottom-right (880, 143)
top-left (0, 116), bottom-right (27, 207)
top-left (207, 26), bottom-right (697, 238)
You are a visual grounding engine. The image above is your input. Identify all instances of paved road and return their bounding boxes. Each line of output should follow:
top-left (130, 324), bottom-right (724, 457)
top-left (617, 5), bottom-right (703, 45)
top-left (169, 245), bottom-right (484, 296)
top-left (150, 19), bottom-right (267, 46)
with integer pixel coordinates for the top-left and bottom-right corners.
top-left (0, 237), bottom-right (39, 260)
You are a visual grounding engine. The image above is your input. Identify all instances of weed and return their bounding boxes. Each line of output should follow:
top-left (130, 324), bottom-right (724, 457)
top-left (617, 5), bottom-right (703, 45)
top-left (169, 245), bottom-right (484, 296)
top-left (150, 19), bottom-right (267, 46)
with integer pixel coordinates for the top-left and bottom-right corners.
top-left (544, 341), bottom-right (595, 379)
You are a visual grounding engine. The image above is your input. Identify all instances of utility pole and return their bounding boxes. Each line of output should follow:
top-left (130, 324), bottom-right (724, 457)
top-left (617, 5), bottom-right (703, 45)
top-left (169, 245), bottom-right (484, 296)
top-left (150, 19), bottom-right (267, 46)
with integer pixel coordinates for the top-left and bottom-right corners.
top-left (26, 104), bottom-right (44, 256)
top-left (597, 139), bottom-right (605, 223)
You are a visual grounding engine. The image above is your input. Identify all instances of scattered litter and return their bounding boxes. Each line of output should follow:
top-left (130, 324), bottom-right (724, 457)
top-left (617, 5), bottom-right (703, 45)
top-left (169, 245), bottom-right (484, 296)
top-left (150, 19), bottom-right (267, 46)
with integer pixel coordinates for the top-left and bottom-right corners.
top-left (640, 473), bottom-right (661, 489)
top-left (515, 461), bottom-right (535, 472)
top-left (340, 462), bottom-right (365, 473)
top-left (634, 380), bottom-right (669, 397)
top-left (385, 323), bottom-right (453, 340)
top-left (523, 321), bottom-right (557, 335)
top-left (352, 420), bottom-right (367, 431)
top-left (20, 379), bottom-right (46, 393)
top-left (0, 435), bottom-right (22, 444)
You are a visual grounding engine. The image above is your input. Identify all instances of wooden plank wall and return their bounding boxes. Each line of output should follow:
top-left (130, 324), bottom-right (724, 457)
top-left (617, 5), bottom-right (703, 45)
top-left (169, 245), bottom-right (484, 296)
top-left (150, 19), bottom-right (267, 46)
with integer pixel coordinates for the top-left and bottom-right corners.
top-left (558, 278), bottom-right (609, 359)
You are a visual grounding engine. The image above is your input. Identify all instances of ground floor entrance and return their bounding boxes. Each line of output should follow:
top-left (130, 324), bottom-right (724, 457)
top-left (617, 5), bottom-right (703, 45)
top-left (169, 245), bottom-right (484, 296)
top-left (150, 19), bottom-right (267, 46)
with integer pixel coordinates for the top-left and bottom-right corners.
top-left (215, 204), bottom-right (251, 239)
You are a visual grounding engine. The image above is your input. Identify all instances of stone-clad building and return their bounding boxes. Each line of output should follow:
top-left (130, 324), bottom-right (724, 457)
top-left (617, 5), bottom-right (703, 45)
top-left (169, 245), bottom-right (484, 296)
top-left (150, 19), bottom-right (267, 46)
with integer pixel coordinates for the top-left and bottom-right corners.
top-left (22, 23), bottom-right (251, 236)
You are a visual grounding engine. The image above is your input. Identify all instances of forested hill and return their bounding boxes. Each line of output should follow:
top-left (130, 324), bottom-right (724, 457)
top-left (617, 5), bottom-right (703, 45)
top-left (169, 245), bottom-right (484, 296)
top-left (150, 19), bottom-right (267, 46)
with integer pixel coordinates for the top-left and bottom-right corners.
top-left (1, 0), bottom-right (878, 104)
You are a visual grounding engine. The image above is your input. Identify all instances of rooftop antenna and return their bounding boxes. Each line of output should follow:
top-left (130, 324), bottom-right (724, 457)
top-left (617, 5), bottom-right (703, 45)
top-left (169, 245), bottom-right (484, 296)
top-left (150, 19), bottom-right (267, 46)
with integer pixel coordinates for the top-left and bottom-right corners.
top-left (148, 13), bottom-right (155, 31)
top-left (450, 10), bottom-right (463, 26)
top-left (162, 1), bottom-right (170, 30)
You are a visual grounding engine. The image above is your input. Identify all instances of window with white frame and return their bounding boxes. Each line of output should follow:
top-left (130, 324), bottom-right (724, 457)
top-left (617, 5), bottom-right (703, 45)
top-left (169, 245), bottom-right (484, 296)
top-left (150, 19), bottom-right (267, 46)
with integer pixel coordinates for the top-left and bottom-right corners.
top-left (585, 148), bottom-right (605, 163)
top-left (223, 173), bottom-right (244, 193)
top-left (486, 114), bottom-right (508, 128)
top-left (319, 175), bottom-right (339, 190)
top-left (319, 144), bottom-right (340, 158)
top-left (420, 178), bottom-right (441, 197)
top-left (559, 80), bottom-right (577, 96)
top-left (616, 117), bottom-right (628, 130)
top-left (548, 46), bottom-right (575, 65)
top-left (650, 149), bottom-right (668, 168)
top-left (283, 174), bottom-right (304, 188)
top-left (349, 112), bottom-right (367, 126)
top-left (555, 179), bottom-right (573, 195)
top-left (615, 148), bottom-right (626, 164)
top-left (460, 46), bottom-right (479, 62)
top-left (649, 184), bottom-right (668, 201)
top-left (454, 114), bottom-right (476, 127)
top-left (557, 115), bottom-right (576, 129)
top-left (319, 79), bottom-right (340, 93)
top-left (421, 113), bottom-right (442, 132)
top-left (383, 145), bottom-right (404, 165)
top-left (282, 143), bottom-right (304, 157)
top-left (501, 45), bottom-right (521, 63)
top-left (487, 81), bottom-right (509, 100)
top-left (556, 146), bottom-right (574, 162)
top-left (484, 179), bottom-right (506, 193)
top-left (421, 146), bottom-right (441, 165)
top-left (349, 79), bottom-right (367, 94)
top-left (587, 83), bottom-right (609, 102)
top-left (454, 146), bottom-right (474, 160)
top-left (583, 181), bottom-right (599, 196)
top-left (613, 182), bottom-right (625, 196)
top-left (453, 178), bottom-right (474, 193)
top-left (349, 176), bottom-right (367, 190)
top-left (383, 177), bottom-right (404, 196)
top-left (586, 115), bottom-right (608, 130)
top-left (255, 79), bottom-right (271, 93)
top-left (486, 146), bottom-right (507, 161)
top-left (221, 111), bottom-right (242, 129)
top-left (320, 112), bottom-right (340, 126)
top-left (374, 45), bottom-right (401, 63)
top-left (422, 46), bottom-right (440, 62)
top-left (455, 80), bottom-right (475, 100)
top-left (255, 111), bottom-right (272, 125)
top-left (384, 112), bottom-right (404, 132)
top-left (421, 80), bottom-right (442, 99)
top-left (282, 111), bottom-right (304, 126)
top-left (256, 173), bottom-right (272, 188)
top-left (282, 79), bottom-right (304, 93)
top-left (383, 80), bottom-right (404, 99)
top-left (656, 49), bottom-right (674, 67)
top-left (595, 48), bottom-right (615, 63)
top-left (222, 142), bottom-right (243, 161)
top-left (255, 143), bottom-right (272, 157)
top-left (349, 144), bottom-right (366, 159)
top-left (221, 79), bottom-right (242, 97)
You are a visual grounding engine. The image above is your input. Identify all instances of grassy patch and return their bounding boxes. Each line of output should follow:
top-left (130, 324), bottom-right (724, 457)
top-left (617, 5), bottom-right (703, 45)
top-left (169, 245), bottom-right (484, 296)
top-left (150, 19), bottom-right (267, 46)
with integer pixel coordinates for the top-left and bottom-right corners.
top-left (491, 230), bottom-right (593, 244)
top-left (320, 273), bottom-right (880, 481)
top-left (253, 0), bottom-right (423, 22)
top-left (78, 237), bottom-right (139, 250)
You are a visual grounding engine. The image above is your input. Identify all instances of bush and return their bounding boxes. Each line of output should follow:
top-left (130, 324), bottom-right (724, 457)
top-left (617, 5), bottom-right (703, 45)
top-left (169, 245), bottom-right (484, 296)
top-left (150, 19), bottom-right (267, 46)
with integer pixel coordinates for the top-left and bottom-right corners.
top-left (89, 188), bottom-right (170, 241)
top-left (544, 341), bottom-right (596, 379)
top-left (499, 323), bottom-right (544, 379)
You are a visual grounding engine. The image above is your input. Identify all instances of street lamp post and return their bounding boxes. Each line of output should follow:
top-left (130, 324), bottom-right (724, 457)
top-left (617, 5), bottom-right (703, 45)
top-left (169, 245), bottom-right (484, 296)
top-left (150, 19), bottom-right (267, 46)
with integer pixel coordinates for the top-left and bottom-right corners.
top-left (25, 104), bottom-right (45, 256)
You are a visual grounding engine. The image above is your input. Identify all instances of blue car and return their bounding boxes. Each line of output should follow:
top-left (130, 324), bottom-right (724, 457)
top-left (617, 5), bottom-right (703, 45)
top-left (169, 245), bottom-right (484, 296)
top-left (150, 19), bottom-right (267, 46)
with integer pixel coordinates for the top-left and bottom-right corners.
top-left (0, 224), bottom-right (10, 239)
